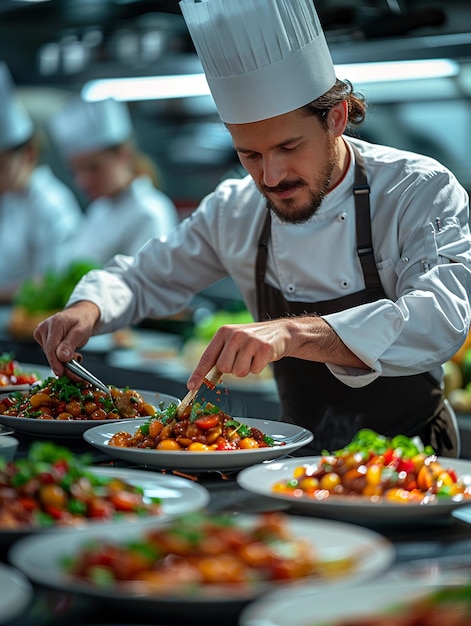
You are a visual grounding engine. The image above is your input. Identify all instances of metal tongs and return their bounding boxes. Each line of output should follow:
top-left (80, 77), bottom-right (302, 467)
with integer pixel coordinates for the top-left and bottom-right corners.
top-left (176, 365), bottom-right (222, 418)
top-left (64, 358), bottom-right (112, 397)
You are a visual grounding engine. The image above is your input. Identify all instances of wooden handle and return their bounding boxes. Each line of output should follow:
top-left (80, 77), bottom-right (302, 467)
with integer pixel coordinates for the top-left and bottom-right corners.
top-left (176, 366), bottom-right (222, 417)
top-left (203, 366), bottom-right (222, 389)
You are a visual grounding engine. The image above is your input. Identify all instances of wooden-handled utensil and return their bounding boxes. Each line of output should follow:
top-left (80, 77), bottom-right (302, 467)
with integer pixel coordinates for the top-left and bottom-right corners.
top-left (176, 365), bottom-right (222, 418)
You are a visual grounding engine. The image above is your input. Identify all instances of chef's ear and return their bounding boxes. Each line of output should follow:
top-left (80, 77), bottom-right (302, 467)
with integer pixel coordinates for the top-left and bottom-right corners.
top-left (327, 101), bottom-right (348, 136)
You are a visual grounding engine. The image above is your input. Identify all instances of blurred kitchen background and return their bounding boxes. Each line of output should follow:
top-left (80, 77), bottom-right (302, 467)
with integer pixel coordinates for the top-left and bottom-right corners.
top-left (1, 0), bottom-right (471, 212)
top-left (2, 0), bottom-right (471, 434)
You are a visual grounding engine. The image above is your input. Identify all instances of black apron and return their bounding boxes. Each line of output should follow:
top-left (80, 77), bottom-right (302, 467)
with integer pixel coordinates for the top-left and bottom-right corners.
top-left (255, 147), bottom-right (459, 456)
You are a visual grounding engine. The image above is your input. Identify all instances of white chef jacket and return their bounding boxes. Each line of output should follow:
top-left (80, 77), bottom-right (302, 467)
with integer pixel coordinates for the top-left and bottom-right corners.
top-left (0, 165), bottom-right (83, 288)
top-left (69, 138), bottom-right (471, 388)
top-left (69, 176), bottom-right (179, 266)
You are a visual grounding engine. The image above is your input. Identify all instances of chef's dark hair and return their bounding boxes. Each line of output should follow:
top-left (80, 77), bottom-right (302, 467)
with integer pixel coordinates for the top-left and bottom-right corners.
top-left (303, 79), bottom-right (366, 129)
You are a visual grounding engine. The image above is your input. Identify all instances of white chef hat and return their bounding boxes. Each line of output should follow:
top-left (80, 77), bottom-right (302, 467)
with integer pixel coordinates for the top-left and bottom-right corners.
top-left (49, 96), bottom-right (133, 160)
top-left (0, 62), bottom-right (34, 151)
top-left (179, 0), bottom-right (337, 124)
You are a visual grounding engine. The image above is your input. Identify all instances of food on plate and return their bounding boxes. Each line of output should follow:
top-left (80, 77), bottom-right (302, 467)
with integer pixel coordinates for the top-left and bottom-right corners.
top-left (108, 401), bottom-right (283, 451)
top-left (62, 511), bottom-right (355, 593)
top-left (323, 582), bottom-right (471, 625)
top-left (0, 376), bottom-right (158, 421)
top-left (0, 441), bottom-right (161, 529)
top-left (272, 429), bottom-right (471, 504)
top-left (0, 353), bottom-right (39, 387)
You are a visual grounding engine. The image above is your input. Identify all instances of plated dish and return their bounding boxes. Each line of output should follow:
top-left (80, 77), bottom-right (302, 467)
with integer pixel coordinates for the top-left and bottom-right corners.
top-left (0, 389), bottom-right (180, 437)
top-left (0, 562), bottom-right (32, 624)
top-left (0, 359), bottom-right (52, 392)
top-left (108, 400), bottom-right (295, 452)
top-left (9, 514), bottom-right (394, 609)
top-left (237, 456), bottom-right (471, 523)
top-left (83, 417), bottom-right (313, 471)
top-left (0, 462), bottom-right (209, 542)
top-left (239, 578), bottom-right (471, 626)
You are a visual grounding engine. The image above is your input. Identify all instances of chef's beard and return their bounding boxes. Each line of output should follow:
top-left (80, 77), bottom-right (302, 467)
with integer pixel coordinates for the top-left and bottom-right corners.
top-left (263, 135), bottom-right (338, 225)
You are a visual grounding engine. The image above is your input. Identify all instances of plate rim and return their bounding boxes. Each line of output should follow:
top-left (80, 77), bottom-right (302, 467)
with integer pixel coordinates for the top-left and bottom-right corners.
top-left (238, 575), bottom-right (459, 626)
top-left (0, 562), bottom-right (33, 623)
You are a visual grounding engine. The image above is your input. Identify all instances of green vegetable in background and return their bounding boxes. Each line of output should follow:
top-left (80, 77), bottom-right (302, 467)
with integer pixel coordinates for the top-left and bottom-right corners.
top-left (13, 260), bottom-right (100, 313)
top-left (192, 308), bottom-right (254, 342)
top-left (324, 428), bottom-right (435, 459)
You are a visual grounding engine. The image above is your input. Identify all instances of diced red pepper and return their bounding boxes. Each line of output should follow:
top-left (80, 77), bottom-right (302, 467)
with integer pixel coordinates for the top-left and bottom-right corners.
top-left (109, 491), bottom-right (142, 512)
top-left (383, 449), bottom-right (395, 466)
top-left (19, 497), bottom-right (39, 511)
top-left (43, 504), bottom-right (66, 520)
top-left (194, 415), bottom-right (220, 430)
top-left (52, 459), bottom-right (69, 478)
top-left (447, 468), bottom-right (458, 483)
top-left (397, 458), bottom-right (415, 474)
top-left (216, 439), bottom-right (237, 450)
top-left (37, 471), bottom-right (55, 485)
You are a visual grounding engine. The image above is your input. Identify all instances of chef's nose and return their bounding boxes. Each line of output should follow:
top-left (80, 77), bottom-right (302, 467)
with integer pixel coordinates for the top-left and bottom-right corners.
top-left (262, 154), bottom-right (287, 188)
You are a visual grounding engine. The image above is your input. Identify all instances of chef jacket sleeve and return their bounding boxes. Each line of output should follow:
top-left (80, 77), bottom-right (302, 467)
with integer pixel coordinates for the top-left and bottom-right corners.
top-left (324, 171), bottom-right (471, 388)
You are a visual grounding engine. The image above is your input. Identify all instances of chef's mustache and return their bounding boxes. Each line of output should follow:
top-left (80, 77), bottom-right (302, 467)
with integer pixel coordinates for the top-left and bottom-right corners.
top-left (263, 180), bottom-right (305, 193)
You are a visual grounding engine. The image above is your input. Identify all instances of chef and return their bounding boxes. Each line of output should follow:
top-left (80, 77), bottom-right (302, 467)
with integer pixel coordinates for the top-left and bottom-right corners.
top-left (48, 96), bottom-right (179, 266)
top-left (0, 62), bottom-right (82, 302)
top-left (34, 0), bottom-right (471, 456)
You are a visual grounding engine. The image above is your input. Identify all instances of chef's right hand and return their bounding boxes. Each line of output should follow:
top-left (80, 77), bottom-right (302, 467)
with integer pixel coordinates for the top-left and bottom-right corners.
top-left (33, 301), bottom-right (100, 377)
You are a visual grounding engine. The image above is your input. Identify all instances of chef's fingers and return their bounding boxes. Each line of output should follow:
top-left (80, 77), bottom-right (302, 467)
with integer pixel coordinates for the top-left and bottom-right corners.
top-left (33, 302), bottom-right (99, 377)
top-left (33, 313), bottom-right (71, 376)
top-left (186, 322), bottom-right (271, 389)
top-left (186, 345), bottom-right (217, 390)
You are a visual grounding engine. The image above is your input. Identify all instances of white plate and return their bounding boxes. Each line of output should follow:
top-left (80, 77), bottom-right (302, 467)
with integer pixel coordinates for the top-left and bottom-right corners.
top-left (237, 456), bottom-right (471, 523)
top-left (239, 578), bottom-right (458, 626)
top-left (0, 563), bottom-right (32, 624)
top-left (9, 515), bottom-right (394, 609)
top-left (83, 418), bottom-right (314, 471)
top-left (0, 466), bottom-right (209, 541)
top-left (0, 389), bottom-right (180, 437)
top-left (0, 362), bottom-right (53, 392)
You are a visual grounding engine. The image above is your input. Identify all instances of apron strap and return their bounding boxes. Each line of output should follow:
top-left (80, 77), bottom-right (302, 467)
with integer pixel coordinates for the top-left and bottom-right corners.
top-left (351, 144), bottom-right (381, 289)
top-left (255, 144), bottom-right (384, 316)
top-left (256, 210), bottom-right (272, 321)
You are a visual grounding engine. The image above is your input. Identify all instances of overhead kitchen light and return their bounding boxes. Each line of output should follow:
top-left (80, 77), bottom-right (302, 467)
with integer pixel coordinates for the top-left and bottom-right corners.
top-left (338, 58), bottom-right (459, 83)
top-left (82, 73), bottom-right (210, 102)
top-left (81, 58), bottom-right (460, 102)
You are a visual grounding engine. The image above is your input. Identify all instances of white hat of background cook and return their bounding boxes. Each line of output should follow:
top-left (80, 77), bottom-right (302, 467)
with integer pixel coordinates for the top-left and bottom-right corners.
top-left (49, 96), bottom-right (133, 159)
top-left (0, 62), bottom-right (34, 151)
top-left (179, 0), bottom-right (337, 124)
